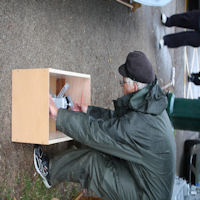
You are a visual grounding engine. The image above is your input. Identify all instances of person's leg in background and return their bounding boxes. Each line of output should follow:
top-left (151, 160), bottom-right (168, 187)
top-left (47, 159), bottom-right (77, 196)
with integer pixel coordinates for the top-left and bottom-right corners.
top-left (162, 10), bottom-right (200, 30)
top-left (162, 31), bottom-right (200, 48)
top-left (188, 72), bottom-right (200, 85)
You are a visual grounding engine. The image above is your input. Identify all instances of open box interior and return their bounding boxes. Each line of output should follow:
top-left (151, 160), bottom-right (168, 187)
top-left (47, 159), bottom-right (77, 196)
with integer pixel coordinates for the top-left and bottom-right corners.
top-left (49, 70), bottom-right (91, 144)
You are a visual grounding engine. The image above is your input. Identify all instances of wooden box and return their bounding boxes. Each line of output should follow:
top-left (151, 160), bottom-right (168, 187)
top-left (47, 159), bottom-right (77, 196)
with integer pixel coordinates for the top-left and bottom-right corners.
top-left (12, 68), bottom-right (91, 145)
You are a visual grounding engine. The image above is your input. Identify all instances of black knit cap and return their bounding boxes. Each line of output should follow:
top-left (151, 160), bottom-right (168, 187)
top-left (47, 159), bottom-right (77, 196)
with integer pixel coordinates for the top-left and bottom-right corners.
top-left (118, 51), bottom-right (155, 83)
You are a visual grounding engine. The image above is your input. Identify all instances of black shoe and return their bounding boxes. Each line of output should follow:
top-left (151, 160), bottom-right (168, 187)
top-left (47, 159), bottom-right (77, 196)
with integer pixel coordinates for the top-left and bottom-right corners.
top-left (34, 145), bottom-right (52, 188)
top-left (188, 75), bottom-right (194, 82)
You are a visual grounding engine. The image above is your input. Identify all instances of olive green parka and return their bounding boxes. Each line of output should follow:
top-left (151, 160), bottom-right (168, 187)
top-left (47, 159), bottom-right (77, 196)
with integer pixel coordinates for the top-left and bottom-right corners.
top-left (51, 80), bottom-right (176, 200)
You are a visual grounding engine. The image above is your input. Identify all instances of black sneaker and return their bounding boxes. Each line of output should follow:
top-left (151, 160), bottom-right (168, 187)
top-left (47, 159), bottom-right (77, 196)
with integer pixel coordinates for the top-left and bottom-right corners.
top-left (34, 145), bottom-right (52, 188)
top-left (188, 75), bottom-right (194, 82)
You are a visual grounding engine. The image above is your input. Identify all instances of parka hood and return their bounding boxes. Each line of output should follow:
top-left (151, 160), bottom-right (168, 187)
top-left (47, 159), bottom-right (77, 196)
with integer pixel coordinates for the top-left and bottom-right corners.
top-left (114, 79), bottom-right (168, 116)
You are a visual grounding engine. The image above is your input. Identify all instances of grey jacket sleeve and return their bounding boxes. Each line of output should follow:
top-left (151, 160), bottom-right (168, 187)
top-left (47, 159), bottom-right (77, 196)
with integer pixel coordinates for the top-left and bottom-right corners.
top-left (87, 106), bottom-right (115, 120)
top-left (56, 109), bottom-right (141, 161)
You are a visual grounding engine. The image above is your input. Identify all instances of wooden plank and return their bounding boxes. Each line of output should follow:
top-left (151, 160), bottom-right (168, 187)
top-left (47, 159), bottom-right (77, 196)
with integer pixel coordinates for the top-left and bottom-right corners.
top-left (12, 68), bottom-right (49, 144)
top-left (115, 0), bottom-right (133, 8)
top-left (49, 131), bottom-right (72, 144)
top-left (56, 78), bottom-right (66, 96)
top-left (64, 76), bottom-right (91, 106)
top-left (49, 75), bottom-right (57, 134)
top-left (49, 68), bottom-right (90, 79)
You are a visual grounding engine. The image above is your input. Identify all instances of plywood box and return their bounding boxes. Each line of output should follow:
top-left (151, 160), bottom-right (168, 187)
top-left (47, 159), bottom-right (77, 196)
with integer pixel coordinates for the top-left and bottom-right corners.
top-left (12, 68), bottom-right (91, 145)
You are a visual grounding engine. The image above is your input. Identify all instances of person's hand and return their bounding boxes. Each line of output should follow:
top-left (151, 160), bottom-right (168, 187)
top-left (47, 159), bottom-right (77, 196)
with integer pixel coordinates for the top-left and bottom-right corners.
top-left (73, 102), bottom-right (88, 113)
top-left (49, 95), bottom-right (58, 119)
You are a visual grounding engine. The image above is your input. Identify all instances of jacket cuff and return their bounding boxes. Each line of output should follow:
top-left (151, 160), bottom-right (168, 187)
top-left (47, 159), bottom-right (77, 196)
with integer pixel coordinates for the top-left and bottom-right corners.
top-left (87, 106), bottom-right (94, 115)
top-left (56, 109), bottom-right (69, 132)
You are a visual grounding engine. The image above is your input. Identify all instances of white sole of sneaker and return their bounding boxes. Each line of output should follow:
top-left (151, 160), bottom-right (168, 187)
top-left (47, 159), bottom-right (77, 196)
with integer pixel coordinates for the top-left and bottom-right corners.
top-left (161, 13), bottom-right (167, 24)
top-left (34, 148), bottom-right (52, 189)
top-left (159, 39), bottom-right (164, 49)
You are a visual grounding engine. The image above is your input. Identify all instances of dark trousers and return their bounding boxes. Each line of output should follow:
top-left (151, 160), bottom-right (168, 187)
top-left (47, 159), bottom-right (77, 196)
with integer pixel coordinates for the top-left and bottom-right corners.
top-left (163, 10), bottom-right (200, 48)
top-left (49, 148), bottom-right (137, 199)
top-left (190, 72), bottom-right (200, 85)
